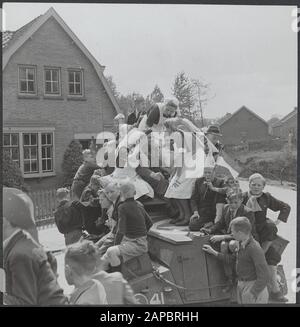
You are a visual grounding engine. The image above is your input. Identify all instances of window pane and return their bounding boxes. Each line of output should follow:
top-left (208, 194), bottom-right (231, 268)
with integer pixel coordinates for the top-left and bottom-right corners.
top-left (3, 134), bottom-right (10, 146)
top-left (75, 83), bottom-right (81, 94)
top-left (12, 148), bottom-right (19, 160)
top-left (27, 69), bottom-right (34, 80)
top-left (47, 147), bottom-right (51, 157)
top-left (69, 84), bottom-right (74, 94)
top-left (23, 134), bottom-right (30, 145)
top-left (31, 147), bottom-right (37, 159)
top-left (42, 160), bottom-right (46, 171)
top-left (75, 72), bottom-right (81, 82)
top-left (45, 70), bottom-right (51, 81)
top-left (31, 161), bottom-right (38, 172)
top-left (20, 81), bottom-right (27, 92)
top-left (24, 148), bottom-right (30, 159)
top-left (11, 134), bottom-right (19, 146)
top-left (47, 134), bottom-right (52, 144)
top-left (69, 72), bottom-right (74, 83)
top-left (24, 161), bottom-right (31, 173)
top-left (28, 81), bottom-right (34, 92)
top-left (42, 134), bottom-right (46, 145)
top-left (31, 134), bottom-right (37, 145)
top-left (42, 147), bottom-right (46, 158)
top-left (19, 68), bottom-right (26, 80)
top-left (47, 159), bottom-right (52, 171)
top-left (52, 70), bottom-right (58, 81)
top-left (52, 82), bottom-right (58, 93)
top-left (45, 82), bottom-right (52, 93)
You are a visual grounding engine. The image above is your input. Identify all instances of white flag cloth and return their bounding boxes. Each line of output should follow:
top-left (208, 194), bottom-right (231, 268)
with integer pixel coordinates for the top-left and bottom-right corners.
top-left (215, 155), bottom-right (239, 178)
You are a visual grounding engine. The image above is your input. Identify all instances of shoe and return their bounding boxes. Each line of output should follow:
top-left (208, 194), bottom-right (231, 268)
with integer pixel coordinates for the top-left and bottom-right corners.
top-left (269, 292), bottom-right (289, 303)
top-left (175, 219), bottom-right (190, 226)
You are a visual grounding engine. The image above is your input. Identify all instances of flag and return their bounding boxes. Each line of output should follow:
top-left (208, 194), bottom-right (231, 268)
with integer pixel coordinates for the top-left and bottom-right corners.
top-left (215, 155), bottom-right (239, 178)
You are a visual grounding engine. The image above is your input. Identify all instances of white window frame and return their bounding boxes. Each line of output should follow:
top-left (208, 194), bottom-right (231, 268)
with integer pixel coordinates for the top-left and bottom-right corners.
top-left (67, 69), bottom-right (84, 96)
top-left (3, 133), bottom-right (20, 167)
top-left (44, 67), bottom-right (61, 96)
top-left (3, 127), bottom-right (56, 178)
top-left (18, 65), bottom-right (37, 95)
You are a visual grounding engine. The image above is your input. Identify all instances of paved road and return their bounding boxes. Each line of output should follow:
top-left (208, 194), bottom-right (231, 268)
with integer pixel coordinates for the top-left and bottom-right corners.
top-left (38, 180), bottom-right (297, 303)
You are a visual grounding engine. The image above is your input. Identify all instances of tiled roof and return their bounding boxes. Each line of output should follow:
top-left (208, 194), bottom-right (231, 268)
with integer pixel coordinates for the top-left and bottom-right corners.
top-left (2, 15), bottom-right (42, 49)
top-left (219, 106), bottom-right (267, 126)
top-left (280, 108), bottom-right (297, 124)
top-left (2, 31), bottom-right (15, 48)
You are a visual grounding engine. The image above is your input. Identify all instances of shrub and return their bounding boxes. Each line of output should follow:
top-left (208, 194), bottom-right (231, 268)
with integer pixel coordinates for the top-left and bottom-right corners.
top-left (2, 150), bottom-right (27, 191)
top-left (61, 140), bottom-right (83, 187)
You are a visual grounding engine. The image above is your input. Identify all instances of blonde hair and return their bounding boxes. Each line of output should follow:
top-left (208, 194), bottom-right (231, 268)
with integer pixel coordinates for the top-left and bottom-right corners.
top-left (249, 173), bottom-right (266, 186)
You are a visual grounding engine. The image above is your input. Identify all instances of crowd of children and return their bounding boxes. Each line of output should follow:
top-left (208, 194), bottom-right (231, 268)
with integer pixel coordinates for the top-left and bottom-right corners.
top-left (49, 138), bottom-right (291, 305)
top-left (2, 99), bottom-right (292, 306)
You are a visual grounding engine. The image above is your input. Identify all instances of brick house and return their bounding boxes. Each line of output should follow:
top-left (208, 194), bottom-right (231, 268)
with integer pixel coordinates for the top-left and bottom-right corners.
top-left (3, 7), bottom-right (120, 190)
top-left (218, 106), bottom-right (269, 146)
top-left (271, 107), bottom-right (297, 142)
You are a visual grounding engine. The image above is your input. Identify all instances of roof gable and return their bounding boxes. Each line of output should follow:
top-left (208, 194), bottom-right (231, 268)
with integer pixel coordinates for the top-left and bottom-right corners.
top-left (219, 106), bottom-right (268, 127)
top-left (280, 108), bottom-right (297, 124)
top-left (3, 7), bottom-right (120, 113)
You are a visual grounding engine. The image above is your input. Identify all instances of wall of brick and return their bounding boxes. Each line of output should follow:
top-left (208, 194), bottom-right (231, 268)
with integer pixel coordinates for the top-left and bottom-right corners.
top-left (3, 17), bottom-right (118, 190)
top-left (220, 108), bottom-right (269, 145)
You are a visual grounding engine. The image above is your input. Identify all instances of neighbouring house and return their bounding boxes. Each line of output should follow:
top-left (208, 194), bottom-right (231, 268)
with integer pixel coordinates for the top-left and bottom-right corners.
top-left (218, 106), bottom-right (269, 146)
top-left (271, 107), bottom-right (297, 142)
top-left (3, 7), bottom-right (120, 190)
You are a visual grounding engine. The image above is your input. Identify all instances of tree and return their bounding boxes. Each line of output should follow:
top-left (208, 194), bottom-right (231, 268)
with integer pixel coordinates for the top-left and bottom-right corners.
top-left (172, 72), bottom-right (195, 121)
top-left (150, 85), bottom-right (164, 103)
top-left (2, 150), bottom-right (26, 191)
top-left (190, 78), bottom-right (216, 127)
top-left (105, 75), bottom-right (119, 99)
top-left (118, 92), bottom-right (148, 116)
top-left (61, 140), bottom-right (83, 187)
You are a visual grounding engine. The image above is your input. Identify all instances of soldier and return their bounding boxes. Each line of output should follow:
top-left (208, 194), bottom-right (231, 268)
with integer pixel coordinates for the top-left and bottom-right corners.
top-left (3, 187), bottom-right (68, 305)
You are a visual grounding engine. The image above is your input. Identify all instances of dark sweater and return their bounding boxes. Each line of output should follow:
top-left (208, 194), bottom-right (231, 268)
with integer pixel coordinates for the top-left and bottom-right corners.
top-left (217, 237), bottom-right (270, 297)
top-left (191, 177), bottom-right (226, 213)
top-left (209, 204), bottom-right (258, 240)
top-left (242, 192), bottom-right (290, 224)
top-left (54, 200), bottom-right (83, 234)
top-left (117, 198), bottom-right (153, 239)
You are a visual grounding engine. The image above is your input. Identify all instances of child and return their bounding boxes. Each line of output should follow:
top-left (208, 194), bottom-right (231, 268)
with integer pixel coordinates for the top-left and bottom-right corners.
top-left (242, 173), bottom-right (290, 302)
top-left (200, 189), bottom-right (257, 291)
top-left (54, 188), bottom-right (83, 246)
top-left (101, 182), bottom-right (153, 271)
top-left (71, 149), bottom-right (100, 200)
top-left (65, 241), bottom-right (108, 305)
top-left (203, 216), bottom-right (270, 304)
top-left (96, 182), bottom-right (122, 256)
top-left (207, 176), bottom-right (240, 196)
top-left (80, 175), bottom-right (102, 203)
top-left (189, 166), bottom-right (227, 231)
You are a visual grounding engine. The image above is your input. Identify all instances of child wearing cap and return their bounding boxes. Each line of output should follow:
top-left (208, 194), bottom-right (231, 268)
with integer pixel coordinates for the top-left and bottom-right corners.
top-left (54, 188), bottom-right (83, 245)
top-left (101, 182), bottom-right (153, 271)
top-left (71, 149), bottom-right (100, 200)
